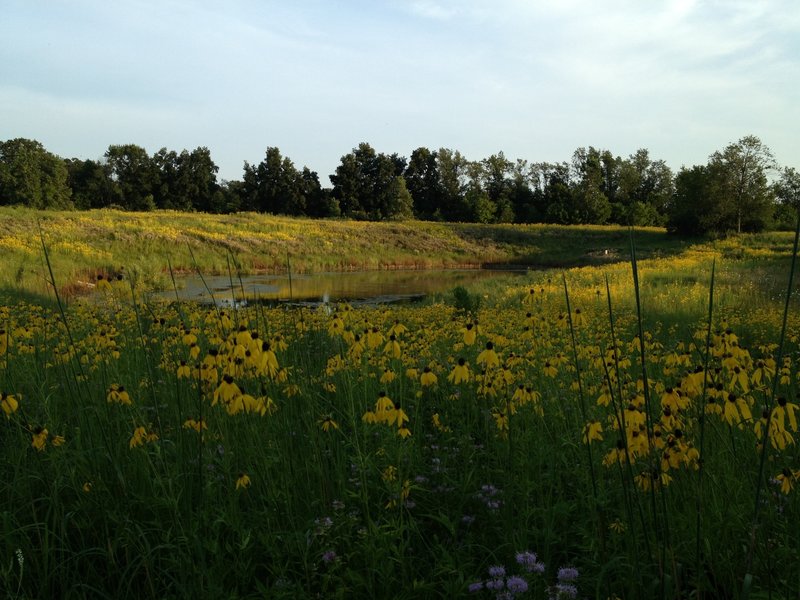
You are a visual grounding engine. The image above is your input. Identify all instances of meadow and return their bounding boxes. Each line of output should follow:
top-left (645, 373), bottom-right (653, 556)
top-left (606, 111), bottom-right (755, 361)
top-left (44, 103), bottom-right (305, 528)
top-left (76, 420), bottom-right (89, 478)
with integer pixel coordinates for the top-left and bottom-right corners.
top-left (1, 210), bottom-right (799, 599)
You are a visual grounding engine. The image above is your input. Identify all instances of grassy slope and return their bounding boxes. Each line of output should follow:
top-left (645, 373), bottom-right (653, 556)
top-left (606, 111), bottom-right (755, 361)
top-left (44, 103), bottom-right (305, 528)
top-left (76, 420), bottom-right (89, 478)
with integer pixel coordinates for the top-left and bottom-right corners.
top-left (0, 206), bottom-right (794, 300)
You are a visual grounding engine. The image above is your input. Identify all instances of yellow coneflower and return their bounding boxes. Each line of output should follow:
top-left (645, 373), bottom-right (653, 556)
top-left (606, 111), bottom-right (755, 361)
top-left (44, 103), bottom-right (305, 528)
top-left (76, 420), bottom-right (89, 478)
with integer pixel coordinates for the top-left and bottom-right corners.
top-left (432, 412), bottom-right (450, 432)
top-left (319, 415), bottom-right (339, 432)
top-left (183, 418), bottom-right (208, 433)
top-left (582, 421), bottom-right (604, 444)
top-left (723, 392), bottom-right (752, 426)
top-left (447, 358), bottom-right (471, 384)
top-left (1, 392), bottom-right (19, 417)
top-left (542, 361), bottom-right (557, 378)
top-left (477, 342), bottom-right (500, 370)
top-left (31, 427), bottom-right (48, 451)
top-left (461, 322), bottom-right (478, 346)
top-left (383, 334), bottom-right (402, 358)
top-left (213, 375), bottom-right (241, 406)
top-left (420, 367), bottom-right (438, 387)
top-left (366, 327), bottom-right (384, 350)
top-left (776, 468), bottom-right (800, 495)
top-left (129, 426), bottom-right (147, 449)
top-left (773, 397), bottom-right (799, 432)
top-left (106, 384), bottom-right (132, 405)
top-left (176, 361), bottom-right (192, 379)
top-left (236, 473), bottom-right (251, 490)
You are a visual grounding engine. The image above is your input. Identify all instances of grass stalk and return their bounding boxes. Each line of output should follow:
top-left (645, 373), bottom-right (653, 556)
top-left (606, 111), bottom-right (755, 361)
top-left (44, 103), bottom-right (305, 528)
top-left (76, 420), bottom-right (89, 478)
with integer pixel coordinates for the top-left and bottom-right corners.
top-left (693, 258), bottom-right (715, 597)
top-left (743, 214), bottom-right (800, 595)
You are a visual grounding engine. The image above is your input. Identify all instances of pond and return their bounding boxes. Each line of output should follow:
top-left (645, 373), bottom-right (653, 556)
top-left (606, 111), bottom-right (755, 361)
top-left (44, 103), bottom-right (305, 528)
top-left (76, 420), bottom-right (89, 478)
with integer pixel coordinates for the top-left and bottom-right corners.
top-left (155, 268), bottom-right (530, 306)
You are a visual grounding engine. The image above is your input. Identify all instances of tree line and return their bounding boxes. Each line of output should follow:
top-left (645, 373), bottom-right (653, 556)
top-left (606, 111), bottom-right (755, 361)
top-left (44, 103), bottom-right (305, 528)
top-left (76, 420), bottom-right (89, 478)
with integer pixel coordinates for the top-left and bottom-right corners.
top-left (0, 136), bottom-right (797, 235)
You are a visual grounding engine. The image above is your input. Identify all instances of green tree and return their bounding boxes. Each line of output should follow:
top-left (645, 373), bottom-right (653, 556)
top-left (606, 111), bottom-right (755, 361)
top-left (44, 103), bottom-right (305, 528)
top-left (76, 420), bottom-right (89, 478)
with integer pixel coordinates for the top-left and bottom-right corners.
top-left (772, 166), bottom-right (800, 229)
top-left (667, 165), bottom-right (719, 235)
top-left (330, 143), bottom-right (412, 220)
top-left (404, 147), bottom-right (441, 219)
top-left (0, 138), bottom-right (72, 208)
top-left (708, 135), bottom-right (776, 233)
top-left (104, 144), bottom-right (158, 211)
top-left (435, 148), bottom-right (470, 221)
top-left (570, 147), bottom-right (612, 224)
top-left (65, 158), bottom-right (116, 209)
top-left (615, 149), bottom-right (673, 225)
top-left (242, 147), bottom-right (306, 215)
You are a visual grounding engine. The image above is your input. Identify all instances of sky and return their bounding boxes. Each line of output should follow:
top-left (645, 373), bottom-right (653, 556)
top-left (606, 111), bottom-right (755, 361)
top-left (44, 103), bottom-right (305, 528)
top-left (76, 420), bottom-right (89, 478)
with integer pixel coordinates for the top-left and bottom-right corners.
top-left (1, 0), bottom-right (798, 183)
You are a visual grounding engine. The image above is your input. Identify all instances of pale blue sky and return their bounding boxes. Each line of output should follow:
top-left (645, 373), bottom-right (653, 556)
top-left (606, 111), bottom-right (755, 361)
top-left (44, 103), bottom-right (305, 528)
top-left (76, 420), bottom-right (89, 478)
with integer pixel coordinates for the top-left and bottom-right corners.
top-left (1, 0), bottom-right (798, 182)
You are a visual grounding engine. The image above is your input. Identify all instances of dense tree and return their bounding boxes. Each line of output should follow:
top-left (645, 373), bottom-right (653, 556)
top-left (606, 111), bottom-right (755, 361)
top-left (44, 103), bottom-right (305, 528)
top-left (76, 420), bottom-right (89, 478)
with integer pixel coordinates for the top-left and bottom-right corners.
top-left (0, 138), bottom-right (72, 208)
top-left (242, 147), bottom-right (303, 215)
top-left (667, 135), bottom-right (776, 235)
top-left (615, 149), bottom-right (673, 225)
top-left (772, 166), bottom-right (800, 229)
top-left (667, 165), bottom-right (717, 235)
top-left (104, 144), bottom-right (158, 211)
top-left (330, 143), bottom-right (413, 220)
top-left (404, 147), bottom-right (441, 219)
top-left (480, 152), bottom-right (514, 223)
top-left (541, 162), bottom-right (573, 224)
top-left (709, 135), bottom-right (776, 233)
top-left (435, 148), bottom-right (470, 221)
top-left (65, 158), bottom-right (116, 209)
top-left (570, 147), bottom-right (612, 225)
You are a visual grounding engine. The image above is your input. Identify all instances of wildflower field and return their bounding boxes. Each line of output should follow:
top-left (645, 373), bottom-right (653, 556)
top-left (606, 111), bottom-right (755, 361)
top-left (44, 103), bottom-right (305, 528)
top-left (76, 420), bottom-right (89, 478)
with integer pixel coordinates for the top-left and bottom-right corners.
top-left (2, 223), bottom-right (800, 599)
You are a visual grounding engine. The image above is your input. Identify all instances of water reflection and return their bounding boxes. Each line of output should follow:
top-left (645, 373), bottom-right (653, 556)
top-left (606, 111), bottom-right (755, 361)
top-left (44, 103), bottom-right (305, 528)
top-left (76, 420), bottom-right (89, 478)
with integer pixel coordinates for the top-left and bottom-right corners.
top-left (157, 268), bottom-right (527, 305)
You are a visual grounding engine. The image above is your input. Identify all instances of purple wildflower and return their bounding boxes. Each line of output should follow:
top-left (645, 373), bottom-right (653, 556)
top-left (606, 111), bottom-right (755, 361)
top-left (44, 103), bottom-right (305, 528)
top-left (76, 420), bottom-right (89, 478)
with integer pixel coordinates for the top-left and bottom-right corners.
top-left (321, 550), bottom-right (337, 564)
top-left (516, 550), bottom-right (545, 573)
top-left (553, 583), bottom-right (578, 599)
top-left (557, 567), bottom-right (579, 582)
top-left (506, 575), bottom-right (529, 594)
top-left (468, 582), bottom-right (484, 593)
top-left (485, 578), bottom-right (505, 591)
top-left (488, 565), bottom-right (506, 578)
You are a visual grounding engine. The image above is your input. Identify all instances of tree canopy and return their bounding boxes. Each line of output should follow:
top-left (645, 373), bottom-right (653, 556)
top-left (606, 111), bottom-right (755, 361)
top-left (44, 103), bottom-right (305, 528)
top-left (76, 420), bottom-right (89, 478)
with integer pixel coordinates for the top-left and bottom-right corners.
top-left (0, 135), bottom-right (793, 235)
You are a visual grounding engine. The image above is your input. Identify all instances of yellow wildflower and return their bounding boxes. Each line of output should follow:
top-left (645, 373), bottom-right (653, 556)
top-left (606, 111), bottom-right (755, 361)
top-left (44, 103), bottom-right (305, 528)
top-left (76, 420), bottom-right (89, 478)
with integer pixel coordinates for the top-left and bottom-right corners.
top-left (1, 392), bottom-right (19, 417)
top-left (31, 427), bottom-right (48, 451)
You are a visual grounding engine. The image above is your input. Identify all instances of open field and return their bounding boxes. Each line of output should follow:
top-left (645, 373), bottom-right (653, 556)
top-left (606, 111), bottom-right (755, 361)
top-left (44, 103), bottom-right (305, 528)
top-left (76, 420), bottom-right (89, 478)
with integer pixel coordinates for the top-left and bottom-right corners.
top-left (2, 210), bottom-right (800, 598)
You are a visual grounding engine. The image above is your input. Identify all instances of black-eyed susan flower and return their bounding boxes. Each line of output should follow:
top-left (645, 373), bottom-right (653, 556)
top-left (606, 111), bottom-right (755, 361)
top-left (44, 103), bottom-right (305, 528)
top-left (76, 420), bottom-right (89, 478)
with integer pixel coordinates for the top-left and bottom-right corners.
top-left (582, 421), bottom-right (604, 444)
top-left (477, 342), bottom-right (500, 369)
top-left (31, 427), bottom-right (48, 451)
top-left (542, 361), bottom-right (557, 378)
top-left (106, 384), bottom-right (132, 405)
top-left (383, 334), bottom-right (401, 358)
top-left (183, 418), bottom-right (208, 433)
top-left (447, 358), bottom-right (471, 384)
top-left (774, 397), bottom-right (798, 432)
top-left (213, 375), bottom-right (241, 406)
top-left (420, 367), bottom-right (437, 387)
top-left (176, 361), bottom-right (192, 379)
top-left (236, 473), bottom-right (251, 490)
top-left (319, 415), bottom-right (339, 432)
top-left (723, 392), bottom-right (752, 426)
top-left (461, 322), bottom-right (478, 346)
top-left (1, 392), bottom-right (19, 417)
top-left (776, 468), bottom-right (800, 495)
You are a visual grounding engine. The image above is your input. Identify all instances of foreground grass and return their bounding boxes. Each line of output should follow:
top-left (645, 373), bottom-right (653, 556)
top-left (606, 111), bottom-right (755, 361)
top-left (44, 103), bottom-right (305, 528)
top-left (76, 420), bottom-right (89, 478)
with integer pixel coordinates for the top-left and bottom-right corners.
top-left (2, 239), bottom-right (800, 599)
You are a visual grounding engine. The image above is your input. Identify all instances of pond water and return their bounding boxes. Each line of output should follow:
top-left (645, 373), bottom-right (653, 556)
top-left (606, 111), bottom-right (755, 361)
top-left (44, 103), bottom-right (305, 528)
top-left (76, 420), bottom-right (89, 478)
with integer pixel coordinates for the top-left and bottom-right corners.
top-left (156, 268), bottom-right (529, 305)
